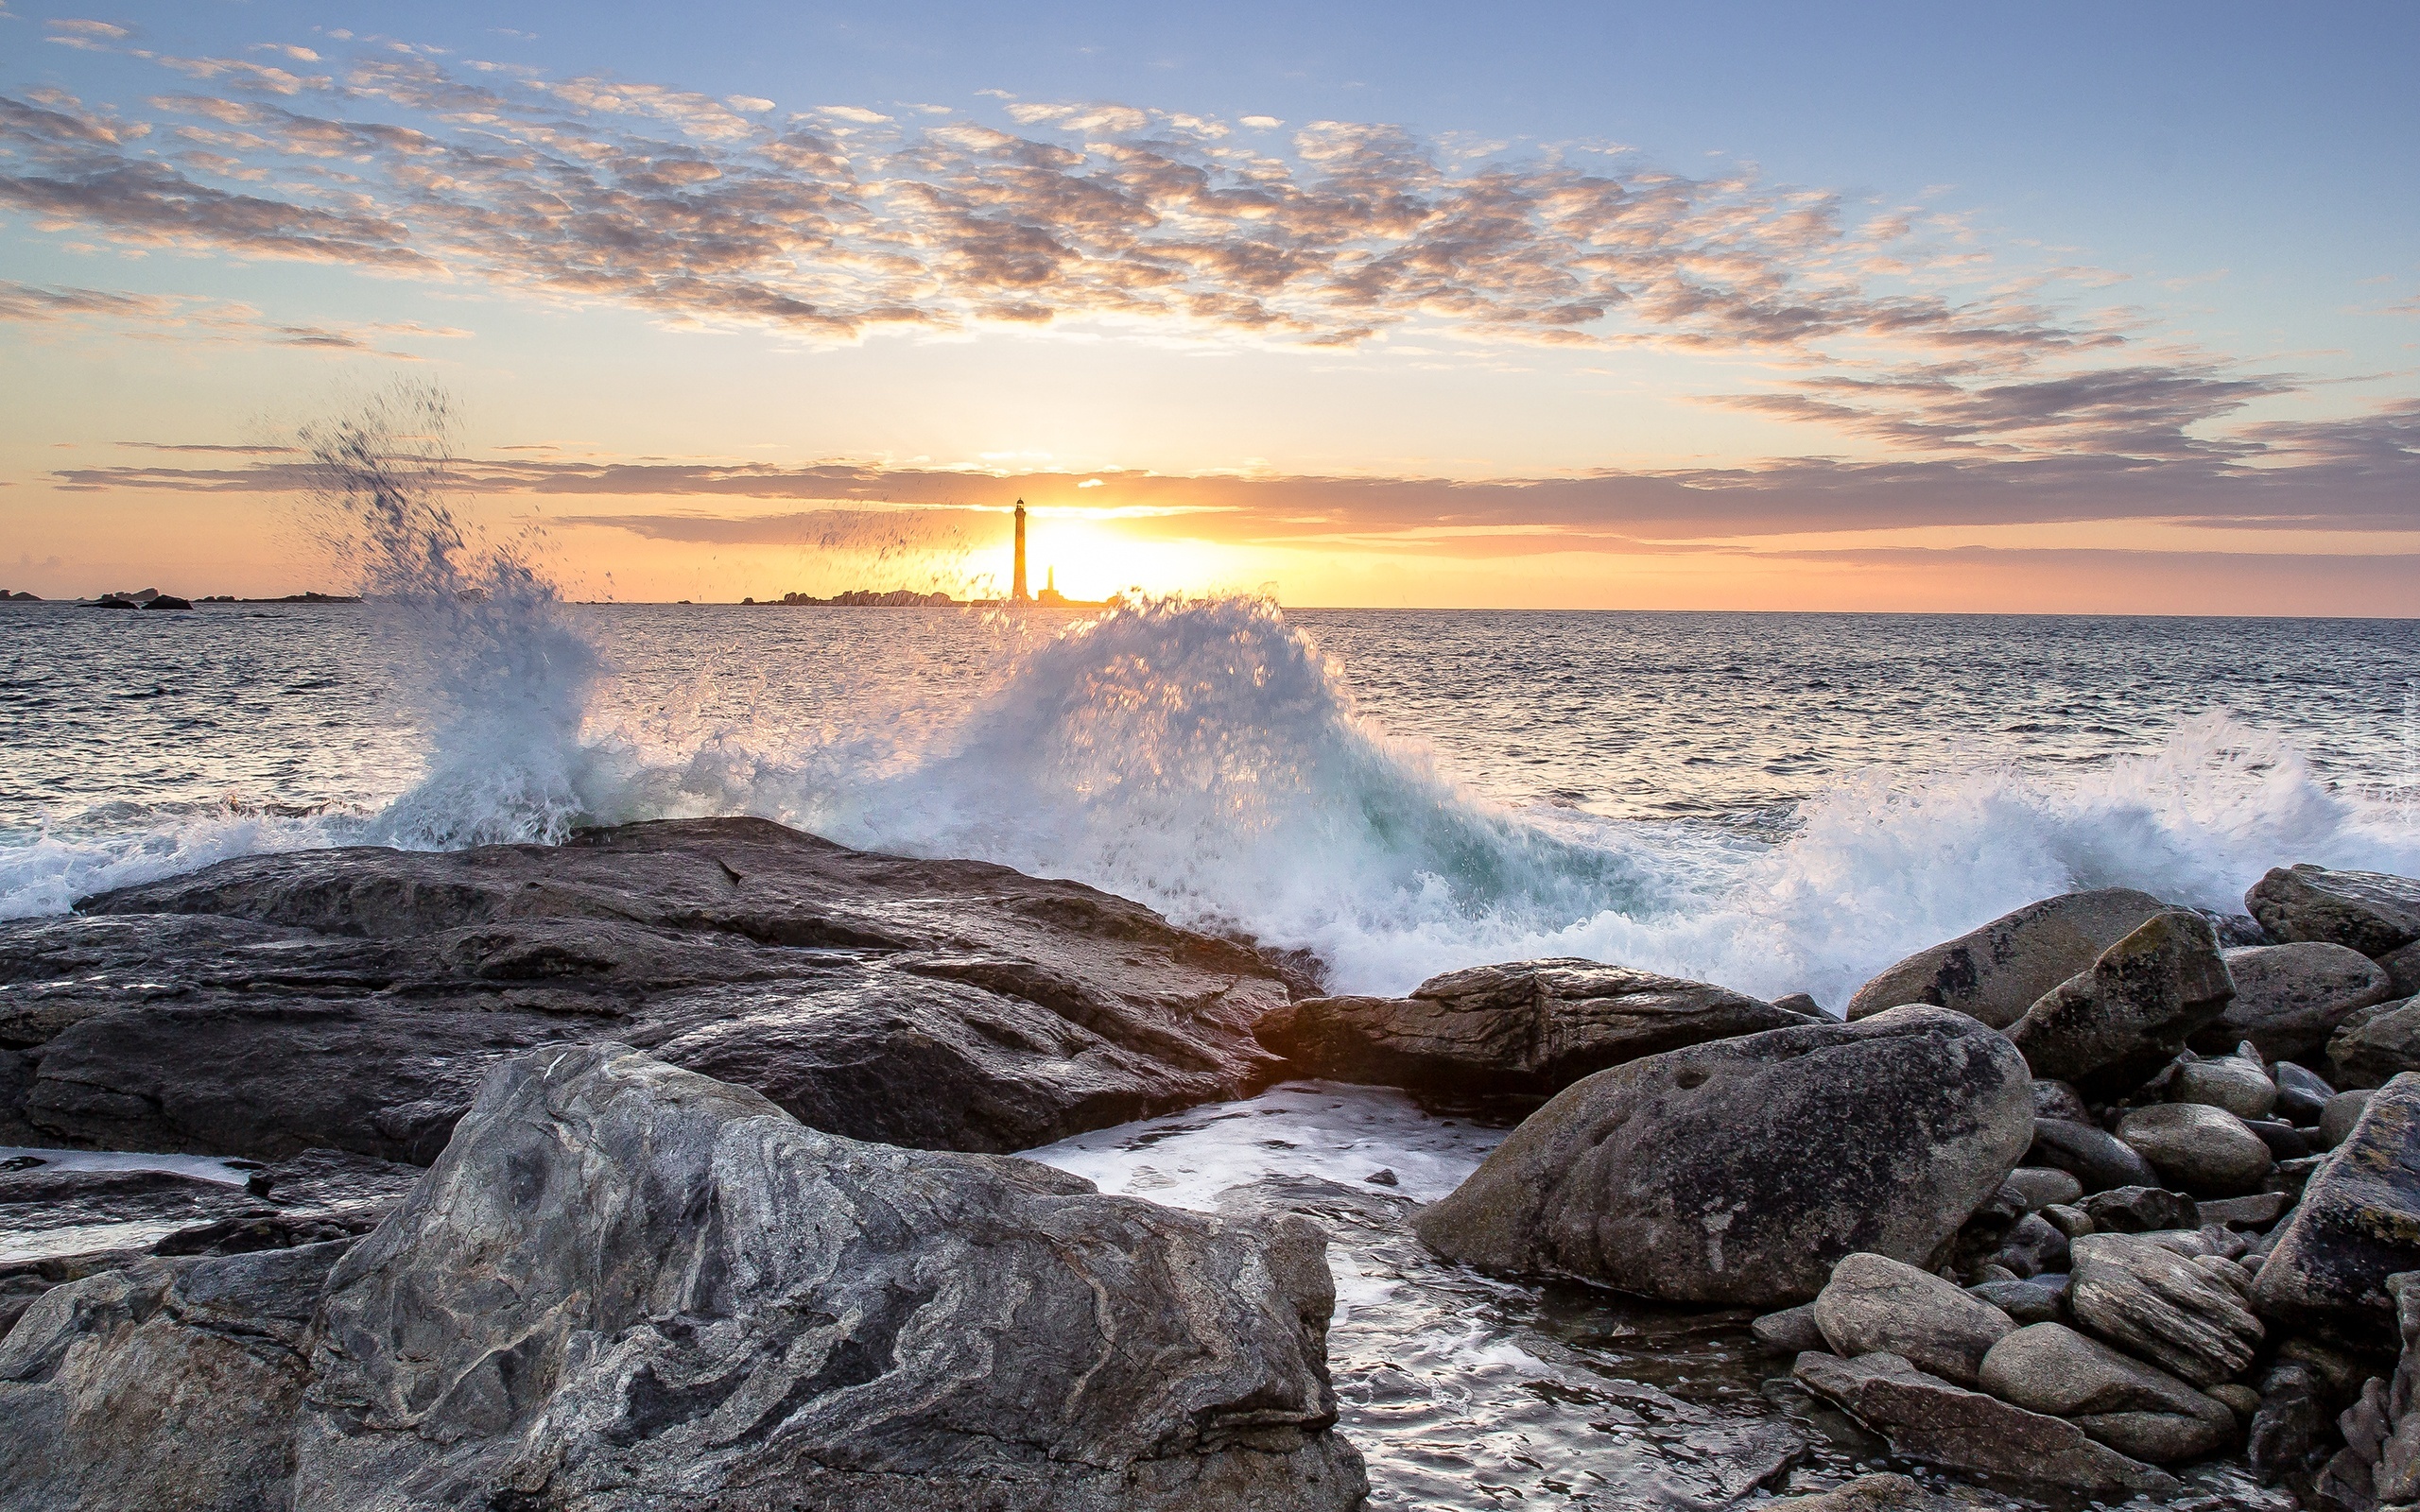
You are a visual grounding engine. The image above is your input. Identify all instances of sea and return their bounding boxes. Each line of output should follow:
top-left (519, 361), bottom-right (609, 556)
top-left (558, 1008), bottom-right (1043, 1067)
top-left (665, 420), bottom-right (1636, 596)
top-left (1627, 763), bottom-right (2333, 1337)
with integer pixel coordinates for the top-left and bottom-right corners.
top-left (4, 545), bottom-right (2416, 1507)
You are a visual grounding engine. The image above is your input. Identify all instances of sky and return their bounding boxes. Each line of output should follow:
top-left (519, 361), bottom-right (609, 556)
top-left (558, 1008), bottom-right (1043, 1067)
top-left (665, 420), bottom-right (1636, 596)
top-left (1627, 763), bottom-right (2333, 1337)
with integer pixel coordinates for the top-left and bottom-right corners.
top-left (2, 1), bottom-right (2416, 610)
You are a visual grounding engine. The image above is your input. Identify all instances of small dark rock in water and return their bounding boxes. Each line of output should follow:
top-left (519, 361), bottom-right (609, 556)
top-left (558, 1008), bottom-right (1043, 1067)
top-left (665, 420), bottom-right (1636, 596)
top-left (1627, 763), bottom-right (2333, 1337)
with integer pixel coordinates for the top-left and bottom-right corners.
top-left (138, 595), bottom-right (192, 611)
top-left (1255, 957), bottom-right (1812, 1095)
top-left (89, 597), bottom-right (137, 610)
top-left (1752, 1300), bottom-right (1828, 1353)
top-left (2247, 864), bottom-right (2420, 958)
top-left (1843, 888), bottom-right (2166, 1029)
top-left (2007, 910), bottom-right (2235, 1095)
top-left (1416, 1006), bottom-right (2033, 1306)
top-left (0, 1156), bottom-right (43, 1173)
top-left (1363, 1167), bottom-right (1398, 1186)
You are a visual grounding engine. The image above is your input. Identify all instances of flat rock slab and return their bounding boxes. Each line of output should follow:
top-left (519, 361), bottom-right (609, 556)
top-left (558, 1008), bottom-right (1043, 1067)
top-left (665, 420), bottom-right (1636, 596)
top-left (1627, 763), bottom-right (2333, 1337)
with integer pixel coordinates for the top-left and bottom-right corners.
top-left (1791, 1349), bottom-right (2178, 1496)
top-left (1255, 956), bottom-right (1810, 1094)
top-left (1415, 1006), bottom-right (2033, 1307)
top-left (2248, 866), bottom-right (2420, 958)
top-left (0, 818), bottom-right (1295, 1162)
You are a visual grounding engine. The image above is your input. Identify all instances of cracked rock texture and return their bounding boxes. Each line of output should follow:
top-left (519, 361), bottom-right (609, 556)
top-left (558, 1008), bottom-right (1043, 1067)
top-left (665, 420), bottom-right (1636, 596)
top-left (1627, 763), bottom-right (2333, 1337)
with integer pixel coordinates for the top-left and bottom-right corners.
top-left (0, 817), bottom-right (1294, 1162)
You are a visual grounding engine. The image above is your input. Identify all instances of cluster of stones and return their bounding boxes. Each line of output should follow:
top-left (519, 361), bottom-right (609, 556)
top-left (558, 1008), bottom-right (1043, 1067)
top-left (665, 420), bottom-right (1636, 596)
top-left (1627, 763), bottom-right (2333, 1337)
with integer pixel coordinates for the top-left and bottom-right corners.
top-left (1357, 870), bottom-right (2418, 1505)
top-left (6, 821), bottom-right (2420, 1508)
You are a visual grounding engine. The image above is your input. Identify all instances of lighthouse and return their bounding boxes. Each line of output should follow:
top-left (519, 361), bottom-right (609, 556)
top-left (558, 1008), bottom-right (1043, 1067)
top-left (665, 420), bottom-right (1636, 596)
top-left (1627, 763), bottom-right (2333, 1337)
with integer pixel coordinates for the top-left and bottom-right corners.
top-left (1011, 499), bottom-right (1029, 603)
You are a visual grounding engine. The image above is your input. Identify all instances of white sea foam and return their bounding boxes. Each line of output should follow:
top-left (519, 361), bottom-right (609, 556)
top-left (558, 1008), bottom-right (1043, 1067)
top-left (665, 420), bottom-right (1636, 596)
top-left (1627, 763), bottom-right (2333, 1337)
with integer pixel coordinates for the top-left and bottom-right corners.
top-left (7, 412), bottom-right (2418, 993)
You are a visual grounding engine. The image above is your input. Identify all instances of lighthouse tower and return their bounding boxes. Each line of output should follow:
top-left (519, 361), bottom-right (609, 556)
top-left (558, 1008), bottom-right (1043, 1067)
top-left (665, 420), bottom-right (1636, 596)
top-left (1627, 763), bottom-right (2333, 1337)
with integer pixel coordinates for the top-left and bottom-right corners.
top-left (1011, 500), bottom-right (1029, 603)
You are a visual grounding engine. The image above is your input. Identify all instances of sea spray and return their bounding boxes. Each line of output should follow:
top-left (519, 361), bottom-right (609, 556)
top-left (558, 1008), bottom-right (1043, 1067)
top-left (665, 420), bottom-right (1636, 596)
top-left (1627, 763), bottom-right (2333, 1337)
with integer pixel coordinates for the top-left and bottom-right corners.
top-left (301, 387), bottom-right (608, 850)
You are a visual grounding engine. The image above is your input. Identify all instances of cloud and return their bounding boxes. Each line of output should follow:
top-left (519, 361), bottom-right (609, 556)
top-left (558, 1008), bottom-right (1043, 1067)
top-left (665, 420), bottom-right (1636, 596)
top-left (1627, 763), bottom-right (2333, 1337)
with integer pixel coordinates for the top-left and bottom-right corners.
top-left (43, 404), bottom-right (2420, 541)
top-left (0, 277), bottom-right (463, 355)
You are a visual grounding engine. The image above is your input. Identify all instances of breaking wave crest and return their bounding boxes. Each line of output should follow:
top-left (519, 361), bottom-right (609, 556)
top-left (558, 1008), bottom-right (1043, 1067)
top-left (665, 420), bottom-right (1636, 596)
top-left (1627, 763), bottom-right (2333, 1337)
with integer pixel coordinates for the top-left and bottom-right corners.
top-left (7, 401), bottom-right (2418, 1000)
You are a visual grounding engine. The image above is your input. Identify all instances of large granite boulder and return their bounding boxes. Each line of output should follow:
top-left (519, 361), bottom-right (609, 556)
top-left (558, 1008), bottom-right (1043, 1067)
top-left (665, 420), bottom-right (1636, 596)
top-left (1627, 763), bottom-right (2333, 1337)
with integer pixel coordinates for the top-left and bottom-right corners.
top-left (1, 818), bottom-right (1295, 1162)
top-left (2197, 943), bottom-right (2394, 1063)
top-left (1413, 1006), bottom-right (2032, 1306)
top-left (1253, 958), bottom-right (1811, 1094)
top-left (1843, 888), bottom-right (2166, 1028)
top-left (2006, 910), bottom-right (2235, 1094)
top-left (2254, 1073), bottom-right (2420, 1327)
top-left (1790, 1349), bottom-right (2177, 1496)
top-left (0, 1045), bottom-right (1368, 1512)
top-left (294, 1043), bottom-right (1363, 1510)
top-left (2330, 999), bottom-right (2420, 1089)
top-left (0, 1241), bottom-right (350, 1512)
top-left (2248, 866), bottom-right (2420, 959)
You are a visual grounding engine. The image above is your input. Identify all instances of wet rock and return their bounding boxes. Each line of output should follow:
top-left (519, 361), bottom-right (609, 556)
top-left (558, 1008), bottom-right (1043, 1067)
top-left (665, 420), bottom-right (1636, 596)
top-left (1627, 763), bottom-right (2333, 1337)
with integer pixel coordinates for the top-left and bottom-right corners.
top-left (1844, 888), bottom-right (2167, 1029)
top-left (1253, 957), bottom-right (1808, 1095)
top-left (1790, 1349), bottom-right (2178, 1496)
top-left (1758, 1473), bottom-right (1941, 1511)
top-left (2030, 1077), bottom-right (2091, 1122)
top-left (2254, 1073), bottom-right (2420, 1327)
top-left (2006, 910), bottom-right (2235, 1094)
top-left (2201, 944), bottom-right (2394, 1064)
top-left (1752, 1301), bottom-right (1828, 1353)
top-left (2068, 1231), bottom-right (2263, 1386)
top-left (2117, 1102), bottom-right (2275, 1196)
top-left (2248, 865), bottom-right (2420, 958)
top-left (2004, 1165), bottom-right (2083, 1211)
top-left (1414, 1006), bottom-right (2033, 1306)
top-left (6, 818), bottom-right (1295, 1161)
top-left (293, 1043), bottom-right (1365, 1510)
top-left (2171, 1053), bottom-right (2280, 1120)
top-left (2275, 1060), bottom-right (2340, 1124)
top-left (1978, 1321), bottom-right (2237, 1462)
top-left (2322, 1089), bottom-right (2376, 1147)
top-left (2080, 1184), bottom-right (2199, 1233)
top-left (0, 1240), bottom-right (350, 1511)
top-left (2027, 1118), bottom-right (2161, 1192)
top-left (1812, 1252), bottom-right (2015, 1384)
top-left (1970, 1273), bottom-right (2069, 1325)
top-left (2330, 999), bottom-right (2420, 1089)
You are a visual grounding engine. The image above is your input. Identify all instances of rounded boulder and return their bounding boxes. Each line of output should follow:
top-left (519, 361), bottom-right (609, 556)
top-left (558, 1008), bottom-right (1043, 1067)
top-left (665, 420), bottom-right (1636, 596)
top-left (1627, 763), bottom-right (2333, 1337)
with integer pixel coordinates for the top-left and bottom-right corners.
top-left (2116, 1102), bottom-right (2273, 1196)
top-left (1413, 1006), bottom-right (2034, 1307)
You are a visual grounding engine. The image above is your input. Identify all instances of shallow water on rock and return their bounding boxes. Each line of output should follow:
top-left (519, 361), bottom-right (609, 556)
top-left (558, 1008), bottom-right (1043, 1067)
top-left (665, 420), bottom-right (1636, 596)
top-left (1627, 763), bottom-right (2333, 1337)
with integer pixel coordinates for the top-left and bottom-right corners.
top-left (1028, 1083), bottom-right (2300, 1512)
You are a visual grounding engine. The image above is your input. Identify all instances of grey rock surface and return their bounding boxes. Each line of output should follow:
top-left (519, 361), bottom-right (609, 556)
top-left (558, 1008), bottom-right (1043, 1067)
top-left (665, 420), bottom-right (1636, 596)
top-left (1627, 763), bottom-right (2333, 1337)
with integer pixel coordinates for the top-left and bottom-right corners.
top-left (1977, 1321), bottom-right (2236, 1463)
top-left (1812, 1252), bottom-right (2015, 1385)
top-left (1253, 957), bottom-right (1808, 1094)
top-left (2170, 1054), bottom-right (2279, 1121)
top-left (1, 818), bottom-right (1295, 1161)
top-left (2003, 1165), bottom-right (2083, 1211)
top-left (2006, 910), bottom-right (2235, 1094)
top-left (1751, 1301), bottom-right (1828, 1354)
top-left (1414, 1006), bottom-right (2032, 1306)
top-left (1790, 1349), bottom-right (2178, 1496)
top-left (2029, 1078), bottom-right (2090, 1122)
top-left (0, 1241), bottom-right (350, 1512)
top-left (1969, 1274), bottom-right (2068, 1325)
top-left (2273, 1059), bottom-right (2338, 1124)
top-left (2068, 1231), bottom-right (2263, 1386)
top-left (1843, 889), bottom-right (2167, 1028)
top-left (2117, 1101), bottom-right (2275, 1196)
top-left (2321, 1089), bottom-right (2376, 1148)
top-left (2330, 998), bottom-right (2420, 1089)
top-left (2079, 1185), bottom-right (2199, 1234)
top-left (2201, 943), bottom-right (2393, 1063)
top-left (286, 1043), bottom-right (1364, 1511)
top-left (2028, 1118), bottom-right (2161, 1193)
top-left (2247, 865), bottom-right (2420, 958)
top-left (2253, 1072), bottom-right (2420, 1327)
